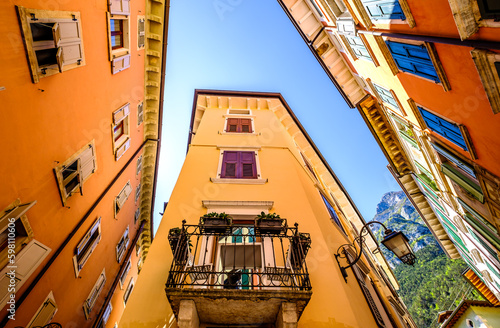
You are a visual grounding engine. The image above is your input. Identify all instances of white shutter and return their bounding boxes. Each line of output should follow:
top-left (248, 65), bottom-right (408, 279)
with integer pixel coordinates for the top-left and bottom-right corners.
top-left (137, 102), bottom-right (144, 125)
top-left (120, 260), bottom-right (131, 286)
top-left (109, 0), bottom-right (131, 15)
top-left (102, 303), bottom-right (112, 324)
top-left (27, 297), bottom-right (57, 328)
top-left (137, 17), bottom-right (145, 49)
top-left (136, 155), bottom-right (143, 175)
top-left (79, 144), bottom-right (96, 181)
top-left (58, 20), bottom-right (84, 68)
top-left (84, 269), bottom-right (106, 319)
top-left (115, 139), bottom-right (130, 160)
top-left (112, 54), bottom-right (131, 74)
top-left (116, 182), bottom-right (132, 210)
top-left (0, 201), bottom-right (36, 228)
top-left (113, 103), bottom-right (131, 124)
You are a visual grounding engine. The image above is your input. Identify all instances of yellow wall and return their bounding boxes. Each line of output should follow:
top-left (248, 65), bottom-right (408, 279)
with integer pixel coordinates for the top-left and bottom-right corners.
top-left (453, 306), bottom-right (500, 328)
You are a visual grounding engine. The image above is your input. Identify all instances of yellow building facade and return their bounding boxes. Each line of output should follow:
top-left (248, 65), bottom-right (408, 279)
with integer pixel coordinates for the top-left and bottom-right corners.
top-left (120, 90), bottom-right (415, 327)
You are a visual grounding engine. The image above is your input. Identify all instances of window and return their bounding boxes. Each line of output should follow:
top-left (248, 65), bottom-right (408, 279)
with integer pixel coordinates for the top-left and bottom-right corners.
top-left (136, 155), bottom-right (143, 175)
top-left (136, 241), bottom-right (142, 256)
top-left (320, 193), bottom-right (346, 234)
top-left (458, 198), bottom-right (500, 250)
top-left (343, 35), bottom-right (373, 62)
top-left (16, 6), bottom-right (85, 83)
top-left (73, 218), bottom-right (101, 276)
top-left (115, 181), bottom-right (132, 217)
top-left (471, 49), bottom-right (500, 114)
top-left (386, 41), bottom-right (450, 90)
top-left (135, 184), bottom-right (141, 203)
top-left (225, 118), bottom-right (253, 133)
top-left (26, 292), bottom-right (57, 328)
top-left (102, 303), bottom-right (112, 326)
top-left (137, 102), bottom-right (144, 125)
top-left (119, 259), bottom-right (131, 288)
top-left (419, 107), bottom-right (469, 151)
top-left (221, 151), bottom-right (257, 179)
top-left (372, 83), bottom-right (401, 112)
top-left (124, 277), bottom-right (134, 305)
top-left (83, 269), bottom-right (106, 319)
top-left (112, 104), bottom-right (131, 160)
top-left (107, 0), bottom-right (130, 74)
top-left (389, 113), bottom-right (419, 149)
top-left (134, 208), bottom-right (140, 224)
top-left (54, 141), bottom-right (96, 206)
top-left (476, 0), bottom-right (500, 20)
top-left (361, 0), bottom-right (406, 20)
top-left (300, 153), bottom-right (317, 180)
top-left (116, 226), bottom-right (130, 263)
top-left (137, 16), bottom-right (145, 50)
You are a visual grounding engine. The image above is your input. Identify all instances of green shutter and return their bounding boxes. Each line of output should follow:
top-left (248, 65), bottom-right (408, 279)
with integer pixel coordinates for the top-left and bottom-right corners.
top-left (399, 130), bottom-right (419, 149)
top-left (468, 228), bottom-right (500, 262)
top-left (441, 163), bottom-right (484, 202)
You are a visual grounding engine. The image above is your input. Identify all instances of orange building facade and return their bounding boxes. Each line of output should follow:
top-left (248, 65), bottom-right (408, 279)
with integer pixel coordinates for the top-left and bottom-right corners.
top-left (0, 0), bottom-right (167, 327)
top-left (278, 0), bottom-right (500, 302)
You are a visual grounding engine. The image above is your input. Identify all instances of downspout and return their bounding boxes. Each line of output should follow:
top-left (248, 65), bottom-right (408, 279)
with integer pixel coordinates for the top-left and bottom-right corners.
top-left (358, 29), bottom-right (500, 50)
top-left (0, 139), bottom-right (155, 327)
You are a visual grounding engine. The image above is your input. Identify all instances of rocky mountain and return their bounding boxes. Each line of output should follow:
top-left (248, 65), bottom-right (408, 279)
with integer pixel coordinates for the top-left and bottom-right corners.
top-left (370, 191), bottom-right (437, 267)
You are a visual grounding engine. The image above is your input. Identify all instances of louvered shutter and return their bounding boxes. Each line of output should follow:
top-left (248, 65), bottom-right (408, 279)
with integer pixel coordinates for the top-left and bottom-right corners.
top-left (137, 102), bottom-right (144, 125)
top-left (79, 144), bottom-right (96, 181)
top-left (226, 118), bottom-right (239, 132)
top-left (84, 270), bottom-right (106, 318)
top-left (431, 143), bottom-right (475, 177)
top-left (373, 84), bottom-right (398, 108)
top-left (109, 0), bottom-right (130, 15)
top-left (27, 298), bottom-right (57, 328)
top-left (221, 151), bottom-right (238, 178)
top-left (361, 0), bottom-right (406, 20)
top-left (336, 18), bottom-right (356, 35)
top-left (240, 119), bottom-right (252, 133)
top-left (441, 163), bottom-right (484, 202)
top-left (102, 303), bottom-right (112, 324)
top-left (120, 260), bottom-right (131, 285)
top-left (345, 35), bottom-right (372, 60)
top-left (15, 241), bottom-right (51, 281)
top-left (112, 54), bottom-right (131, 74)
top-left (240, 152), bottom-right (256, 178)
top-left (418, 107), bottom-right (468, 150)
top-left (386, 41), bottom-right (440, 82)
top-left (57, 20), bottom-right (84, 69)
top-left (138, 17), bottom-right (145, 49)
top-left (136, 155), bottom-right (143, 175)
top-left (115, 138), bottom-right (130, 160)
top-left (113, 103), bottom-right (130, 124)
top-left (116, 182), bottom-right (132, 210)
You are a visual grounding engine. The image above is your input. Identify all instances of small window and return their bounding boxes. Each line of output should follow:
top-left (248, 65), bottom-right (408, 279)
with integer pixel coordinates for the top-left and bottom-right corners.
top-left (137, 102), bottom-right (144, 126)
top-left (73, 218), bottom-right (101, 275)
top-left (16, 6), bottom-right (85, 83)
top-left (135, 241), bottom-right (141, 256)
top-left (107, 1), bottom-right (130, 74)
top-left (300, 153), bottom-right (317, 180)
top-left (124, 277), bottom-right (134, 305)
top-left (115, 181), bottom-right (132, 217)
top-left (54, 141), bottom-right (97, 206)
top-left (26, 292), bottom-right (57, 328)
top-left (135, 184), bottom-right (141, 203)
top-left (136, 155), bottom-right (143, 176)
top-left (228, 109), bottom-right (251, 115)
top-left (225, 118), bottom-right (253, 133)
top-left (102, 303), bottom-right (112, 326)
top-left (221, 151), bottom-right (257, 179)
top-left (419, 107), bottom-right (469, 151)
top-left (344, 35), bottom-right (373, 62)
top-left (112, 104), bottom-right (131, 160)
top-left (110, 19), bottom-right (124, 50)
top-left (116, 226), bottom-right (130, 263)
top-left (134, 208), bottom-right (140, 224)
top-left (476, 0), bottom-right (500, 20)
top-left (372, 83), bottom-right (401, 112)
top-left (119, 259), bottom-right (131, 288)
top-left (361, 0), bottom-right (406, 20)
top-left (137, 16), bottom-right (145, 50)
top-left (83, 269), bottom-right (106, 319)
top-left (320, 193), bottom-right (346, 234)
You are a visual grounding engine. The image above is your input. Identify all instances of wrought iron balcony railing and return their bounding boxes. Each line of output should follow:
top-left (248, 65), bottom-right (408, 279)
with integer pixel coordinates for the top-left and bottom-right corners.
top-left (165, 220), bottom-right (312, 291)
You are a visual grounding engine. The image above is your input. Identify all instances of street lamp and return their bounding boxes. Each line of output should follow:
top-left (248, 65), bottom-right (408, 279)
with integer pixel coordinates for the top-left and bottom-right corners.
top-left (334, 221), bottom-right (416, 282)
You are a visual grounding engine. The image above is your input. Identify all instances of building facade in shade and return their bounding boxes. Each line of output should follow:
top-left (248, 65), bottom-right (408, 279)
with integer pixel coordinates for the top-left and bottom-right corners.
top-left (0, 0), bottom-right (167, 327)
top-left (277, 0), bottom-right (500, 303)
top-left (119, 90), bottom-right (416, 328)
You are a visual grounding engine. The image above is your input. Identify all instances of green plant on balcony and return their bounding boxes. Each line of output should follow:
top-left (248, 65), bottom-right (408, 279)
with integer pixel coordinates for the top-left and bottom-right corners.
top-left (290, 232), bottom-right (311, 269)
top-left (255, 211), bottom-right (287, 235)
top-left (200, 212), bottom-right (232, 234)
top-left (168, 227), bottom-right (189, 264)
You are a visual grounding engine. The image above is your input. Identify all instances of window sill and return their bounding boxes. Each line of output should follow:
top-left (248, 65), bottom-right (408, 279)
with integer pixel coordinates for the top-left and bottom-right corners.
top-left (210, 177), bottom-right (267, 185)
top-left (221, 132), bottom-right (258, 135)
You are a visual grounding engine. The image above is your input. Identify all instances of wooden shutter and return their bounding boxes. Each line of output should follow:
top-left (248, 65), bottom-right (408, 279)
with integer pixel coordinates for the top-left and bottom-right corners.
top-left (336, 18), bottom-right (355, 35)
top-left (116, 182), bottom-right (132, 211)
top-left (102, 303), bottom-right (112, 324)
top-left (84, 269), bottom-right (106, 318)
top-left (386, 41), bottom-right (440, 82)
top-left (137, 17), bottom-right (145, 49)
top-left (58, 20), bottom-right (84, 68)
top-left (15, 241), bottom-right (51, 281)
top-left (109, 0), bottom-right (130, 15)
top-left (1, 201), bottom-right (36, 223)
top-left (136, 155), bottom-right (143, 175)
top-left (431, 143), bottom-right (475, 177)
top-left (240, 151), bottom-right (256, 178)
top-left (115, 138), bottom-right (130, 160)
top-left (112, 54), bottom-right (131, 74)
top-left (240, 119), bottom-right (252, 133)
top-left (79, 144), bottom-right (96, 181)
top-left (137, 102), bottom-right (144, 125)
top-left (113, 103), bottom-right (130, 124)
top-left (226, 118), bottom-right (239, 132)
top-left (120, 260), bottom-right (131, 286)
top-left (221, 151), bottom-right (238, 178)
top-left (76, 218), bottom-right (101, 270)
top-left (27, 297), bottom-right (57, 328)
top-left (441, 163), bottom-right (484, 202)
top-left (418, 107), bottom-right (468, 150)
top-left (320, 194), bottom-right (345, 234)
top-left (124, 278), bottom-right (134, 304)
top-left (135, 184), bottom-right (141, 202)
top-left (361, 0), bottom-right (406, 20)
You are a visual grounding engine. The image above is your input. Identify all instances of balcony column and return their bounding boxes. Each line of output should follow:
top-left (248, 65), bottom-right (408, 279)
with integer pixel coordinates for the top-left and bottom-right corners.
top-left (177, 299), bottom-right (200, 328)
top-left (276, 302), bottom-right (298, 328)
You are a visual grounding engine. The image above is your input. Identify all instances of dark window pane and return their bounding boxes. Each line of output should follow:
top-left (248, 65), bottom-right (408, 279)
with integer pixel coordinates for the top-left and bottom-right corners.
top-left (242, 164), bottom-right (254, 177)
top-left (228, 124), bottom-right (237, 132)
top-left (225, 163), bottom-right (236, 177)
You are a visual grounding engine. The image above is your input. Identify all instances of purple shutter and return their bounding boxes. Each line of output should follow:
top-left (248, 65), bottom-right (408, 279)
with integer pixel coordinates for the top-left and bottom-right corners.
top-left (239, 151), bottom-right (256, 178)
top-left (221, 151), bottom-right (238, 178)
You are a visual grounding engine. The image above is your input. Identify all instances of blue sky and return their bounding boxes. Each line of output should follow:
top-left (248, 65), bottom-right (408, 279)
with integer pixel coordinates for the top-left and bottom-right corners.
top-left (152, 0), bottom-right (401, 233)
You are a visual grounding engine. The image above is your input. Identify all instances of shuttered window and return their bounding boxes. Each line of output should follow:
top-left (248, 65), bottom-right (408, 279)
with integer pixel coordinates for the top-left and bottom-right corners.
top-left (27, 294), bottom-right (57, 328)
top-left (476, 0), bottom-right (500, 20)
top-left (221, 151), bottom-right (257, 179)
top-left (135, 184), bottom-right (141, 203)
top-left (120, 259), bottom-right (131, 287)
top-left (116, 226), bottom-right (130, 263)
top-left (431, 143), bottom-right (475, 177)
top-left (361, 0), bottom-right (406, 20)
top-left (134, 208), bottom-right (140, 224)
top-left (73, 218), bottom-right (101, 274)
top-left (108, 0), bottom-right (130, 15)
top-left (83, 269), bottom-right (106, 319)
top-left (124, 277), bottom-right (134, 304)
top-left (418, 107), bottom-right (468, 150)
top-left (136, 155), bottom-right (143, 176)
top-left (458, 198), bottom-right (500, 250)
top-left (113, 104), bottom-right (131, 160)
top-left (344, 35), bottom-right (372, 61)
top-left (115, 181), bottom-right (132, 216)
top-left (137, 17), bottom-right (145, 49)
top-left (441, 163), bottom-right (484, 202)
top-left (386, 41), bottom-right (440, 82)
top-left (137, 102), bottom-right (144, 126)
top-left (102, 303), bottom-right (112, 325)
top-left (320, 194), bottom-right (346, 234)
top-left (373, 83), bottom-right (399, 109)
top-left (300, 153), bottom-right (317, 180)
top-left (225, 118), bottom-right (253, 133)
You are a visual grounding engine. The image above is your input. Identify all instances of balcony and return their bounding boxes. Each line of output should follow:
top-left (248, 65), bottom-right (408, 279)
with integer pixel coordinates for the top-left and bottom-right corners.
top-left (165, 219), bottom-right (312, 326)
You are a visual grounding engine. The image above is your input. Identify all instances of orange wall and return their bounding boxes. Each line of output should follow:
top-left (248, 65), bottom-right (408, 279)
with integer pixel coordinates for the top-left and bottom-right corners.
top-left (0, 0), bottom-right (146, 326)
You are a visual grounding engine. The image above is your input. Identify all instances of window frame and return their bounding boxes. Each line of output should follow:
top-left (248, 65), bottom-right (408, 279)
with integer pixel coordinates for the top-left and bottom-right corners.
top-left (371, 82), bottom-right (404, 114)
top-left (319, 192), bottom-right (346, 234)
top-left (106, 13), bottom-right (130, 61)
top-left (83, 268), bottom-right (106, 319)
top-left (137, 15), bottom-right (145, 50)
top-left (350, 0), bottom-right (415, 29)
top-left (119, 259), bottom-right (131, 288)
top-left (73, 217), bottom-right (101, 276)
top-left (114, 181), bottom-right (132, 217)
top-left (137, 101), bottom-right (144, 125)
top-left (112, 104), bottom-right (131, 161)
top-left (26, 291), bottom-right (58, 328)
top-left (123, 277), bottom-right (134, 305)
top-left (135, 183), bottom-right (141, 204)
top-left (222, 112), bottom-right (256, 134)
top-left (212, 148), bottom-right (266, 184)
top-left (136, 155), bottom-right (143, 176)
top-left (116, 226), bottom-right (130, 263)
top-left (54, 141), bottom-right (97, 206)
top-left (16, 6), bottom-right (86, 83)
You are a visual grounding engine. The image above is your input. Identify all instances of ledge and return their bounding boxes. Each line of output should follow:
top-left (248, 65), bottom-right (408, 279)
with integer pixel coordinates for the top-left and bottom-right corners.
top-left (210, 178), bottom-right (267, 184)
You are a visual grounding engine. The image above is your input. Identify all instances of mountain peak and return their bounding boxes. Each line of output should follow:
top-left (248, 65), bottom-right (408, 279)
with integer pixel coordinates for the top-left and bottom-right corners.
top-left (376, 191), bottom-right (406, 214)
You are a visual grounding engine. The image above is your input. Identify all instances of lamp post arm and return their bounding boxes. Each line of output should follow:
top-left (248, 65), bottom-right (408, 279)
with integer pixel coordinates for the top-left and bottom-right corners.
top-left (335, 220), bottom-right (388, 281)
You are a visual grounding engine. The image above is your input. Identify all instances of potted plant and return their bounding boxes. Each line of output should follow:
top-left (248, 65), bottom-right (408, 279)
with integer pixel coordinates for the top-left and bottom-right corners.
top-left (254, 212), bottom-right (287, 235)
top-left (200, 212), bottom-right (232, 234)
top-left (290, 232), bottom-right (311, 269)
top-left (168, 227), bottom-right (189, 264)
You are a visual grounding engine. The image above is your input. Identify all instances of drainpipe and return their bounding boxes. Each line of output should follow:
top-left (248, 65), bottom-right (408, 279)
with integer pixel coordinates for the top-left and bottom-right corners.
top-left (357, 29), bottom-right (500, 50)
